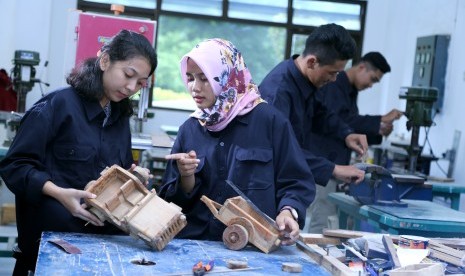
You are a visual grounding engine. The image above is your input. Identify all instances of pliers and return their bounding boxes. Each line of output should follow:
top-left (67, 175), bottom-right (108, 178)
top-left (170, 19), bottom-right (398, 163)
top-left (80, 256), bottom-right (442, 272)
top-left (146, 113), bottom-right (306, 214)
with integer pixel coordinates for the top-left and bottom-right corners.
top-left (192, 260), bottom-right (214, 276)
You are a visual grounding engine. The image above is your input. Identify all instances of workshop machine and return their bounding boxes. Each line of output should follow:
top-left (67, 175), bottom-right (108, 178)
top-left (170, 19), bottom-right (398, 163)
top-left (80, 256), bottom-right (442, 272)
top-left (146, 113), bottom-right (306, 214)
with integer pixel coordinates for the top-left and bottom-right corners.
top-left (12, 50), bottom-right (41, 113)
top-left (1, 111), bottom-right (23, 147)
top-left (395, 86), bottom-right (438, 174)
top-left (348, 163), bottom-right (432, 207)
top-left (1, 50), bottom-right (42, 146)
top-left (349, 87), bottom-right (438, 206)
top-left (64, 9), bottom-right (157, 148)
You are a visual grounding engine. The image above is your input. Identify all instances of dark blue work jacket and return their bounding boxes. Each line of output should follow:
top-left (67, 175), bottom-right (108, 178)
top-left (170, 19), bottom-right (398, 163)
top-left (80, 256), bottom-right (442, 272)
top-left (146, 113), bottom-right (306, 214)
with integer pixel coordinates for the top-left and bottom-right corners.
top-left (160, 103), bottom-right (315, 241)
top-left (311, 72), bottom-right (382, 165)
top-left (259, 55), bottom-right (354, 185)
top-left (0, 87), bottom-right (132, 261)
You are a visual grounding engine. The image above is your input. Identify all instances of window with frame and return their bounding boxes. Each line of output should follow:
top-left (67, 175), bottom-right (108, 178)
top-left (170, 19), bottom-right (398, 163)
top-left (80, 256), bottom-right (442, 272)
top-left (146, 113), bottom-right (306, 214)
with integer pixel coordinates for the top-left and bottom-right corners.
top-left (78, 0), bottom-right (366, 111)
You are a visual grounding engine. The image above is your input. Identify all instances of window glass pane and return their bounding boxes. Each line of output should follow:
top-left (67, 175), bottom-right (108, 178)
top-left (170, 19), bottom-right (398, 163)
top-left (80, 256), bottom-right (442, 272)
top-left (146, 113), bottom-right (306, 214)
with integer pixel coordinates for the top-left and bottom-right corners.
top-left (162, 0), bottom-right (222, 16)
top-left (154, 15), bottom-right (286, 110)
top-left (291, 34), bottom-right (308, 56)
top-left (228, 0), bottom-right (288, 23)
top-left (293, 0), bottom-right (361, 30)
top-left (82, 0), bottom-right (156, 9)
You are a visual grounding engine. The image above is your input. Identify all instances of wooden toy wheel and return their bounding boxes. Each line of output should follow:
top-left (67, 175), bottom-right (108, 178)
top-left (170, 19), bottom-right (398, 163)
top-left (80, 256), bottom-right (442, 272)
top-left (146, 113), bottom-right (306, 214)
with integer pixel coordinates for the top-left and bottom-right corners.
top-left (223, 224), bottom-right (249, 250)
top-left (88, 207), bottom-right (106, 223)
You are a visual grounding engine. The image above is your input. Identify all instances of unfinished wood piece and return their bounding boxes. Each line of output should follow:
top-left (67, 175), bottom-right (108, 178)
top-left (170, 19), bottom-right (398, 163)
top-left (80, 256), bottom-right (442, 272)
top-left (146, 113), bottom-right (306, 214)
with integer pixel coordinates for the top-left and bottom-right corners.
top-left (0, 203), bottom-right (16, 225)
top-left (430, 238), bottom-right (465, 250)
top-left (323, 229), bottom-right (376, 239)
top-left (364, 239), bottom-right (388, 259)
top-left (226, 259), bottom-right (248, 269)
top-left (324, 246), bottom-right (346, 262)
top-left (281, 262), bottom-right (302, 273)
top-left (428, 240), bottom-right (465, 267)
top-left (298, 243), bottom-right (359, 276)
top-left (85, 165), bottom-right (186, 250)
top-left (388, 263), bottom-right (444, 276)
top-left (344, 243), bottom-right (367, 262)
top-left (201, 195), bottom-right (281, 253)
top-left (382, 235), bottom-right (401, 269)
top-left (131, 166), bottom-right (150, 186)
top-left (300, 233), bottom-right (341, 245)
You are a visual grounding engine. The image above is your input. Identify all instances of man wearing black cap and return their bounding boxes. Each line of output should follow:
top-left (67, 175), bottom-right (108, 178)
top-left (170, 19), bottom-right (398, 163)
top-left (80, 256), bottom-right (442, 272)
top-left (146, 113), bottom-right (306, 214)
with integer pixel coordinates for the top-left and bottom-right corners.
top-left (307, 52), bottom-right (404, 233)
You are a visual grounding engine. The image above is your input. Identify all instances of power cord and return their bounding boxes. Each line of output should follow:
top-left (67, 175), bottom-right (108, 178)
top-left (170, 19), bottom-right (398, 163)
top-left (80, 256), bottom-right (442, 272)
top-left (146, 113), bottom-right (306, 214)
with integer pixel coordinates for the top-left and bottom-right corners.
top-left (420, 112), bottom-right (448, 177)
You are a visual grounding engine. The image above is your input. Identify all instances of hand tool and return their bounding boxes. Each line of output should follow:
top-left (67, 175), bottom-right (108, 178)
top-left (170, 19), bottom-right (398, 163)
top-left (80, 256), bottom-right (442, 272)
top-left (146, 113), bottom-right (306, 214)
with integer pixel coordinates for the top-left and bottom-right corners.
top-left (192, 260), bottom-right (214, 276)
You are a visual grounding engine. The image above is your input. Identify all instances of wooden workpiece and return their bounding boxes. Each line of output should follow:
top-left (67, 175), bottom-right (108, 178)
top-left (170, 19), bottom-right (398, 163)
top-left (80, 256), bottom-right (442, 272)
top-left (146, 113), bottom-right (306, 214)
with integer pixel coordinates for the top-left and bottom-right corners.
top-left (300, 233), bottom-right (341, 245)
top-left (297, 242), bottom-right (359, 276)
top-left (322, 229), bottom-right (376, 239)
top-left (0, 203), bottom-right (15, 225)
top-left (84, 165), bottom-right (186, 250)
top-left (225, 259), bottom-right (248, 269)
top-left (388, 263), bottom-right (444, 276)
top-left (430, 237), bottom-right (465, 250)
top-left (382, 235), bottom-right (401, 269)
top-left (201, 195), bottom-right (281, 253)
top-left (281, 262), bottom-right (302, 273)
top-left (428, 240), bottom-right (465, 267)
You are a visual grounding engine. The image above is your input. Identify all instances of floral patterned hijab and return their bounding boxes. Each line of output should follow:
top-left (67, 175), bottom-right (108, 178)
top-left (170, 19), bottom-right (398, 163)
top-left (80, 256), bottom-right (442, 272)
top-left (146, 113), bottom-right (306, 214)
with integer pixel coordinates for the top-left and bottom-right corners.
top-left (180, 38), bottom-right (264, 132)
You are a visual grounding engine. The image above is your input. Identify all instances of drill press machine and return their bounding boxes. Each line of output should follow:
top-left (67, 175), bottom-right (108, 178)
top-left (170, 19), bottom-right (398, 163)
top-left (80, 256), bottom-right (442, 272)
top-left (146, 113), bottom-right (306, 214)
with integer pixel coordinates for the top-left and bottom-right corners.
top-left (396, 86), bottom-right (438, 174)
top-left (348, 87), bottom-right (438, 206)
top-left (12, 50), bottom-right (41, 113)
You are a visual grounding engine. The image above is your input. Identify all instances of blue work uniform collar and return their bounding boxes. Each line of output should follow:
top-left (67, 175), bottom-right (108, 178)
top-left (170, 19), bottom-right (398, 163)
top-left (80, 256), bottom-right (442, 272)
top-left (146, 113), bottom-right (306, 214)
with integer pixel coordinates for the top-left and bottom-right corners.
top-left (82, 99), bottom-right (123, 126)
top-left (289, 55), bottom-right (317, 103)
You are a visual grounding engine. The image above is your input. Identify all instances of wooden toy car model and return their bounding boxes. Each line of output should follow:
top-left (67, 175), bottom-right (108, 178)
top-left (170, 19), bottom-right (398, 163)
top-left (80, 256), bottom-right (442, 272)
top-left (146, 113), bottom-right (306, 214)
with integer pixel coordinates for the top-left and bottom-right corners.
top-left (85, 165), bottom-right (186, 250)
top-left (201, 195), bottom-right (281, 253)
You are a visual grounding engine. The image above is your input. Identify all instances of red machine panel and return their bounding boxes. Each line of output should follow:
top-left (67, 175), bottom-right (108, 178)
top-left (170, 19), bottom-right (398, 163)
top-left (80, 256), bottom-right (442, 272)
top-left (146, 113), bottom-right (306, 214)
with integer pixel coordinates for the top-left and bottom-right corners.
top-left (75, 13), bottom-right (156, 67)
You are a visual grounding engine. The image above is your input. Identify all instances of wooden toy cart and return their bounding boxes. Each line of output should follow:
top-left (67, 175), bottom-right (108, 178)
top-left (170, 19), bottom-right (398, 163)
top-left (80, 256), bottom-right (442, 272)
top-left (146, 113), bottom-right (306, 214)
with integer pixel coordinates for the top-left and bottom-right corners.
top-left (85, 165), bottom-right (186, 250)
top-left (201, 195), bottom-right (281, 253)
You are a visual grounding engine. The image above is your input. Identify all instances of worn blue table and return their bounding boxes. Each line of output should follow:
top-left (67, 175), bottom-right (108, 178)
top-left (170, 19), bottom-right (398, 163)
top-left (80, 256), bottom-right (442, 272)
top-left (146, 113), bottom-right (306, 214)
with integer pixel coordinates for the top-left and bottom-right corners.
top-left (35, 232), bottom-right (330, 276)
top-left (329, 192), bottom-right (465, 238)
top-left (430, 181), bottom-right (465, 210)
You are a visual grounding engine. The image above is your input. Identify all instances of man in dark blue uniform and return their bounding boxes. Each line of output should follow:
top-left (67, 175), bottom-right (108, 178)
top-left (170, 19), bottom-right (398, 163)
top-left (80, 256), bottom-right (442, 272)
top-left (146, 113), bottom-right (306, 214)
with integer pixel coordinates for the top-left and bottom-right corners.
top-left (307, 52), bottom-right (404, 233)
top-left (259, 23), bottom-right (367, 192)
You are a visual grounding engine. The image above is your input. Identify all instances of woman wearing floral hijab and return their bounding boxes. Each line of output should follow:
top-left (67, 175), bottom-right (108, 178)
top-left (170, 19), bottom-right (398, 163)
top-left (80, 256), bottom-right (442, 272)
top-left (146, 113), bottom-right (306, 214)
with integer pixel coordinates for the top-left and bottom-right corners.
top-left (159, 39), bottom-right (315, 245)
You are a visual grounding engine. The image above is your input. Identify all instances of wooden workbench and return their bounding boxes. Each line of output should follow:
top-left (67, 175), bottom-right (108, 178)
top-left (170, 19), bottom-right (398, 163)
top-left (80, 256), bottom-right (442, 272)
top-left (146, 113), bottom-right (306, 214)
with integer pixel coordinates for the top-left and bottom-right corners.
top-left (329, 192), bottom-right (465, 238)
top-left (35, 231), bottom-right (331, 275)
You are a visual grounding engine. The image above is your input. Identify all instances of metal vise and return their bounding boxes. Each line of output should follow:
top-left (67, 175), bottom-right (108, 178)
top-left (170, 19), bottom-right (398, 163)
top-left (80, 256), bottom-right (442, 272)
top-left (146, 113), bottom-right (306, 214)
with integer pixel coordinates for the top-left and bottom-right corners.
top-left (348, 163), bottom-right (432, 207)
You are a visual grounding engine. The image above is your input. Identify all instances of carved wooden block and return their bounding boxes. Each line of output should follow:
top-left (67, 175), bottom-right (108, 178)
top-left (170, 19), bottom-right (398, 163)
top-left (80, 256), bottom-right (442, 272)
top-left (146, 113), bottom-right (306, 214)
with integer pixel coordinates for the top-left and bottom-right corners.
top-left (201, 195), bottom-right (281, 253)
top-left (85, 165), bottom-right (186, 250)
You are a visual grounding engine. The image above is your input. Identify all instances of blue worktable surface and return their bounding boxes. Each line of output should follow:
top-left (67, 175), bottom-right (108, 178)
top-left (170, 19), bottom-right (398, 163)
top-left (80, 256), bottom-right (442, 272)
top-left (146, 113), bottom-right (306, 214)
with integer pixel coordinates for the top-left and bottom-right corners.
top-left (35, 232), bottom-right (330, 276)
top-left (329, 192), bottom-right (465, 238)
top-left (361, 199), bottom-right (465, 236)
